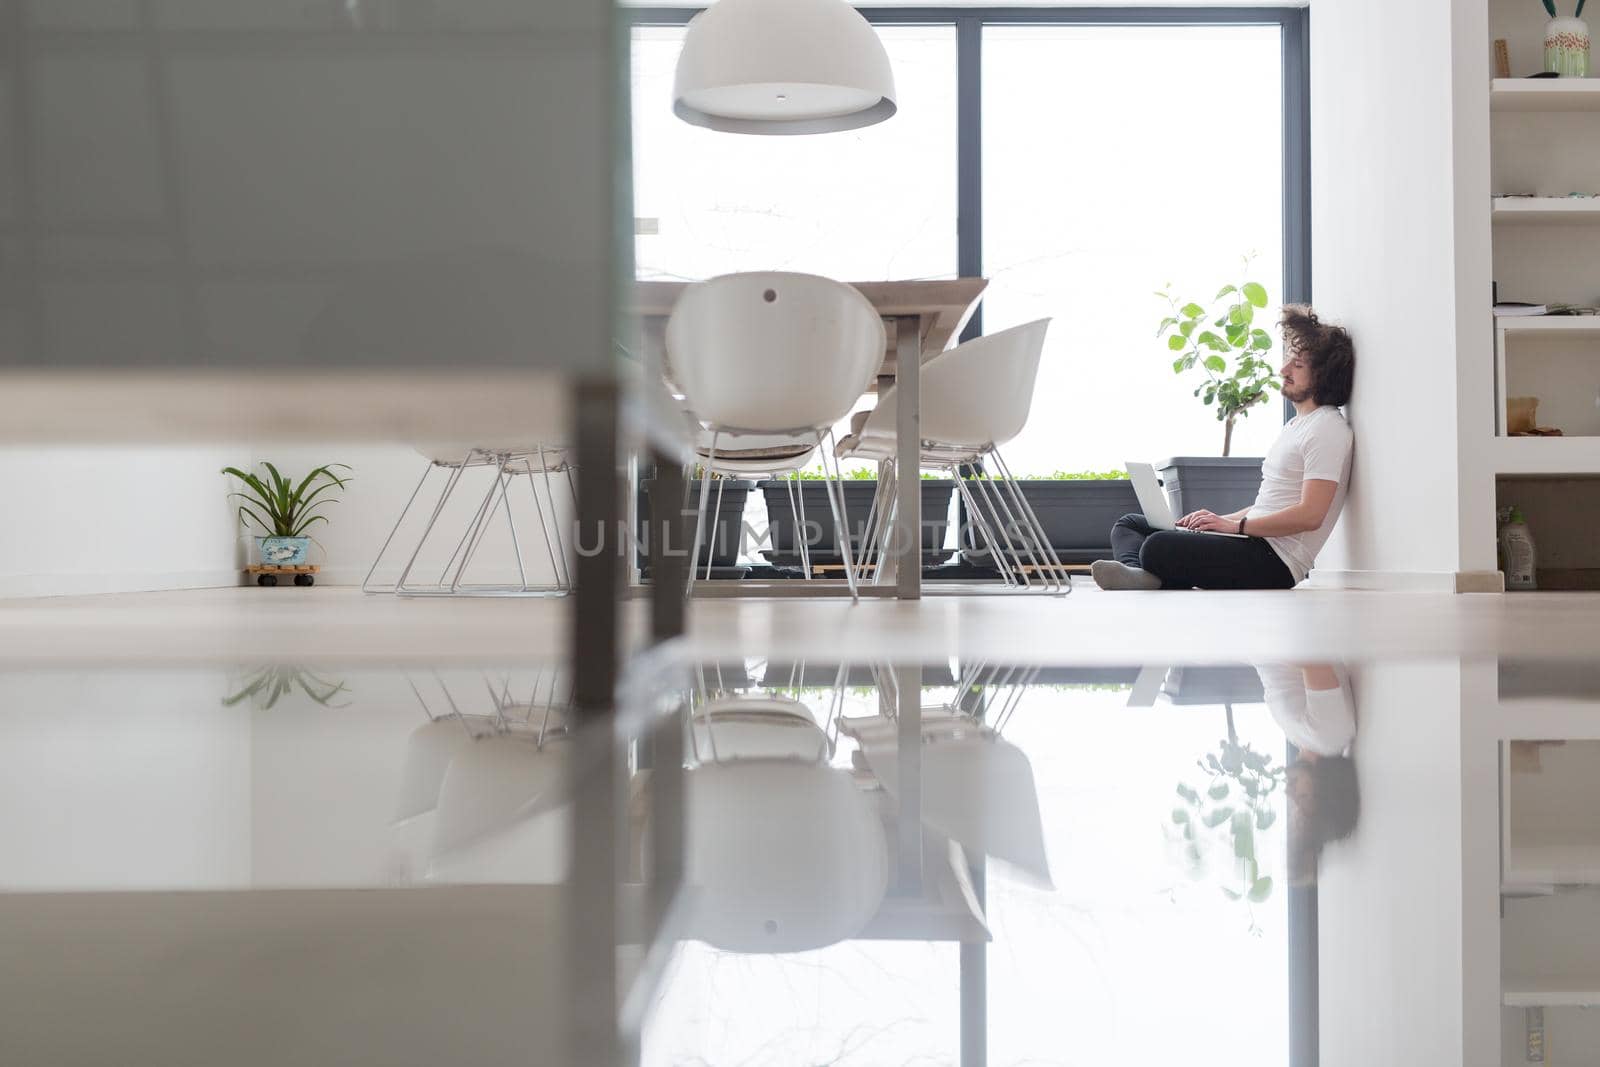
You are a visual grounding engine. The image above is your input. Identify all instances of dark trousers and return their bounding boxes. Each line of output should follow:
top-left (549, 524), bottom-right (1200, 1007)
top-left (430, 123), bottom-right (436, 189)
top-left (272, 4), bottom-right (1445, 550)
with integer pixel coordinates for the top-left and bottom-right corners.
top-left (1110, 513), bottom-right (1296, 590)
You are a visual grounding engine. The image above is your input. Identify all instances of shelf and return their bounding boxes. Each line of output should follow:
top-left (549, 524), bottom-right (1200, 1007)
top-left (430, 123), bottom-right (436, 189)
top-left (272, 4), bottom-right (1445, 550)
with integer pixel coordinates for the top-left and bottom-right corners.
top-left (1503, 983), bottom-right (1600, 1008)
top-left (1492, 77), bottom-right (1600, 111)
top-left (1493, 198), bottom-right (1600, 224)
top-left (1506, 845), bottom-right (1600, 889)
top-left (1496, 316), bottom-right (1600, 335)
top-left (1492, 437), bottom-right (1600, 476)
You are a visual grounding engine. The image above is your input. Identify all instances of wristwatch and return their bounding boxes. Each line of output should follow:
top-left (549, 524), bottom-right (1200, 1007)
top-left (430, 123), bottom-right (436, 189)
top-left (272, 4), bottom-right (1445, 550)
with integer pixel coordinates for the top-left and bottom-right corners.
top-left (1238, 517), bottom-right (1247, 536)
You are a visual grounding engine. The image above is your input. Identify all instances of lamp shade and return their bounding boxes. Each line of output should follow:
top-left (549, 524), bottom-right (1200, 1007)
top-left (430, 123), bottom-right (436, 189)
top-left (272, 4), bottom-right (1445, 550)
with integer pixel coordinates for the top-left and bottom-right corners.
top-left (673, 0), bottom-right (896, 135)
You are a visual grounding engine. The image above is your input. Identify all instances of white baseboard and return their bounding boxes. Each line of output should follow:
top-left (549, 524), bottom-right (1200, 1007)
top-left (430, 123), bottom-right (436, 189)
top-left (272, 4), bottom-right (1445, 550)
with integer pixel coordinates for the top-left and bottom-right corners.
top-left (0, 568), bottom-right (243, 599)
top-left (313, 566), bottom-right (370, 587)
top-left (1305, 569), bottom-right (1506, 593)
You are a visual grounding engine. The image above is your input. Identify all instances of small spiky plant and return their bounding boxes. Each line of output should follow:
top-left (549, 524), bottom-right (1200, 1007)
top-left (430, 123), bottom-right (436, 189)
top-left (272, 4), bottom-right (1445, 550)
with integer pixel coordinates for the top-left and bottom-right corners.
top-left (222, 462), bottom-right (350, 539)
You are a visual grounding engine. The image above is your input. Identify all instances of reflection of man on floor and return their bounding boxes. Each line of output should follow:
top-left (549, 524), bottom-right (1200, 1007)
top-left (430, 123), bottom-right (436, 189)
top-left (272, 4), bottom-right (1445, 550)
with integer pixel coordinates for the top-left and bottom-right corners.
top-left (1093, 306), bottom-right (1356, 590)
top-left (1256, 662), bottom-right (1359, 887)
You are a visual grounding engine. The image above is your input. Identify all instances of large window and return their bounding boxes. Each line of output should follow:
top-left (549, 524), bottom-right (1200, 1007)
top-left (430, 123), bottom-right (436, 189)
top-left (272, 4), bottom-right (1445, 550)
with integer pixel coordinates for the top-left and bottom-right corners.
top-left (983, 25), bottom-right (1287, 474)
top-left (630, 12), bottom-right (1303, 475)
top-left (631, 25), bottom-right (958, 282)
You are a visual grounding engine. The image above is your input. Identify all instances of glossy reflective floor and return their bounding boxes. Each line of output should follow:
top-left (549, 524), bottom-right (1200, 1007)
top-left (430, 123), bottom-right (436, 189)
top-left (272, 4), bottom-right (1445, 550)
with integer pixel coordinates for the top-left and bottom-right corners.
top-left (8, 644), bottom-right (1537, 1067)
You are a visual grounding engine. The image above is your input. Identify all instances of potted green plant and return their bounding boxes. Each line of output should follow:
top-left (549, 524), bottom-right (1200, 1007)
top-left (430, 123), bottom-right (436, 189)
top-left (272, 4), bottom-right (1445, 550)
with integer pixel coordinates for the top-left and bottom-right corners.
top-left (223, 462), bottom-right (350, 569)
top-left (1155, 269), bottom-right (1280, 516)
top-left (957, 470), bottom-right (1135, 572)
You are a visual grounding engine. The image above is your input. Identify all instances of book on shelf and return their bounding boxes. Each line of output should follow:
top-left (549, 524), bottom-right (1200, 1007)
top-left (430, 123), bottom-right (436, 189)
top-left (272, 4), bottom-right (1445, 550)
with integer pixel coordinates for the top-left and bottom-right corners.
top-left (1494, 303), bottom-right (1600, 317)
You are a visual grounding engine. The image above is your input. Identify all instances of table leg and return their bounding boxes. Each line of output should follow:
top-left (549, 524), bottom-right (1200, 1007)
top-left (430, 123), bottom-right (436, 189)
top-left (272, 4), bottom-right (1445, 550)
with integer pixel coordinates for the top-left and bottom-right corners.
top-left (894, 315), bottom-right (922, 600)
top-left (895, 662), bottom-right (923, 895)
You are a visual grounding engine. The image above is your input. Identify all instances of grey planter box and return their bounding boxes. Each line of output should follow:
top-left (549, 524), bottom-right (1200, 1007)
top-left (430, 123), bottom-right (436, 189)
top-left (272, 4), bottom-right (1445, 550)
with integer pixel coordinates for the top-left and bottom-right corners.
top-left (759, 480), bottom-right (954, 568)
top-left (1163, 665), bottom-right (1266, 706)
top-left (638, 478), bottom-right (754, 570)
top-left (959, 479), bottom-right (1140, 568)
top-left (1158, 457), bottom-right (1264, 519)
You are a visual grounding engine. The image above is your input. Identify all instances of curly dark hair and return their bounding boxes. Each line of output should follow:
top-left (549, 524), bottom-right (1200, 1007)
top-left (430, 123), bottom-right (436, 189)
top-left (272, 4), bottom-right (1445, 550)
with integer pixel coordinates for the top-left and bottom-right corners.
top-left (1280, 305), bottom-right (1355, 408)
top-left (1287, 755), bottom-right (1360, 888)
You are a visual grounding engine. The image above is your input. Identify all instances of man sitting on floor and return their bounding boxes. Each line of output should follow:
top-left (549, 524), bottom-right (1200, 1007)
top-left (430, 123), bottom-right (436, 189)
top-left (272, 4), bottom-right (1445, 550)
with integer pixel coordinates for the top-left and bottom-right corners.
top-left (1092, 305), bottom-right (1355, 591)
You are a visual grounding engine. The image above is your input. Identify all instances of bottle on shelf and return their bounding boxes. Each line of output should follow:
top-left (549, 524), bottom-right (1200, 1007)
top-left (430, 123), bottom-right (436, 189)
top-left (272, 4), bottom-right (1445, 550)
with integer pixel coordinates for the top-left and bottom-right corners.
top-left (1500, 506), bottom-right (1539, 591)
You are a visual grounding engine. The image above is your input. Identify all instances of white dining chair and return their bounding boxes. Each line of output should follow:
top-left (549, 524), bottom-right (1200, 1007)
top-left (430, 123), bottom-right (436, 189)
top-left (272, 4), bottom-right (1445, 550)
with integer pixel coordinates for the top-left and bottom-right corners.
top-left (362, 444), bottom-right (575, 597)
top-left (835, 318), bottom-right (1071, 593)
top-left (666, 271), bottom-right (885, 599)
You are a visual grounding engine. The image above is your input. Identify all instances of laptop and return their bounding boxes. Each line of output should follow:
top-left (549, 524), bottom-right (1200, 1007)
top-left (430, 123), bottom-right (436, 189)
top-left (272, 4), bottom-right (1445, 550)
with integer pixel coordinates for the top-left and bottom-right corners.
top-left (1126, 462), bottom-right (1249, 538)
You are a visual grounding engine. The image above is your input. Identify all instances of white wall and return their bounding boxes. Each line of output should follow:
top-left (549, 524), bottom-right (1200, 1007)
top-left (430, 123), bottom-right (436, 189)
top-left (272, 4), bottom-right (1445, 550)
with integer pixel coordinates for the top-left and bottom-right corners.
top-left (0, 441), bottom-right (578, 598)
top-left (0, 447), bottom-right (243, 598)
top-left (262, 445), bottom-right (577, 589)
top-left (1310, 0), bottom-right (1497, 582)
top-left (1316, 661), bottom-right (1502, 1067)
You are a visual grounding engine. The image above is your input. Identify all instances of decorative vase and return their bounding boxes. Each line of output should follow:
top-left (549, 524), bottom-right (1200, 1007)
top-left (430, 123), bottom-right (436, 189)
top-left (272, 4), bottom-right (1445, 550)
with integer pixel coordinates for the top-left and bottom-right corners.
top-left (257, 535), bottom-right (311, 565)
top-left (1545, 16), bottom-right (1591, 77)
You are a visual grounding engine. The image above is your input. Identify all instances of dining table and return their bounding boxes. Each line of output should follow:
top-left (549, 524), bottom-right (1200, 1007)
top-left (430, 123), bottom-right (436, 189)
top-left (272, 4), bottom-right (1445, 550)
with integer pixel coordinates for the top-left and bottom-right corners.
top-left (632, 277), bottom-right (989, 600)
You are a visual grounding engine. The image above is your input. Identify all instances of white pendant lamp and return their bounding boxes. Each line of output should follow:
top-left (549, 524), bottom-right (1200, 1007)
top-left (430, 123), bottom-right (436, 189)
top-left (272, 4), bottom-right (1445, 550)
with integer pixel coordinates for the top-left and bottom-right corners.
top-left (673, 0), bottom-right (897, 135)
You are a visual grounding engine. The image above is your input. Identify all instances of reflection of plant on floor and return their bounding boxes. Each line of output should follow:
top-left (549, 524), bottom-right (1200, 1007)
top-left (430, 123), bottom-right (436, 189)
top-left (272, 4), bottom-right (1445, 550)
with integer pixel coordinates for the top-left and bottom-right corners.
top-left (1169, 704), bottom-right (1286, 934)
top-left (223, 666), bottom-right (351, 710)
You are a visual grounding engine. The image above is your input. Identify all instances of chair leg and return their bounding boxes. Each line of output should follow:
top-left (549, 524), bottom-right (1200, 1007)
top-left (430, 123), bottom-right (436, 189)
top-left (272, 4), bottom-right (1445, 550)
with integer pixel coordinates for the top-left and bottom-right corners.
top-left (708, 474), bottom-right (727, 581)
top-left (435, 453), bottom-right (504, 588)
top-left (449, 453), bottom-right (515, 593)
top-left (363, 460), bottom-right (434, 594)
top-left (521, 467), bottom-right (559, 593)
top-left (816, 431), bottom-right (859, 602)
top-left (686, 432), bottom-right (718, 598)
top-left (783, 475), bottom-right (812, 580)
top-left (499, 469), bottom-right (530, 593)
top-left (395, 453), bottom-right (472, 594)
top-left (992, 446), bottom-right (1072, 593)
top-left (870, 462), bottom-right (898, 586)
top-left (854, 470), bottom-right (883, 587)
top-left (536, 445), bottom-right (574, 591)
top-left (794, 469), bottom-right (814, 580)
top-left (953, 465), bottom-right (1016, 588)
top-left (970, 463), bottom-right (1037, 588)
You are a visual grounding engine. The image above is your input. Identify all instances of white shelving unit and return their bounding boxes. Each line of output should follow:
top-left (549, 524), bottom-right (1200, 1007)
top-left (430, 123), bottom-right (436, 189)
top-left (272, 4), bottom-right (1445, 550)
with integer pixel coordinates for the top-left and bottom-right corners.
top-left (1488, 36), bottom-right (1600, 601)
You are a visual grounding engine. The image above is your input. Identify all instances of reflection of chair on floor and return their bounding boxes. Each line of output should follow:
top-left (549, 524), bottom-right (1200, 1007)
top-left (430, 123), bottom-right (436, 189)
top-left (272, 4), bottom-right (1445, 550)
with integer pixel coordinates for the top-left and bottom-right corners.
top-left (682, 693), bottom-right (887, 952)
top-left (363, 445), bottom-right (575, 597)
top-left (836, 318), bottom-right (1070, 593)
top-left (841, 664), bottom-right (1052, 887)
top-left (689, 694), bottom-right (832, 764)
top-left (391, 669), bottom-right (575, 881)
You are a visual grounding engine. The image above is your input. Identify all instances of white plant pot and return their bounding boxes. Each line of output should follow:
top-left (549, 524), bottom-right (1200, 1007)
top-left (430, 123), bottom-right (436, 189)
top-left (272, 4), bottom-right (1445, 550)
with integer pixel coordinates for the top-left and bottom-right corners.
top-left (1546, 16), bottom-right (1591, 77)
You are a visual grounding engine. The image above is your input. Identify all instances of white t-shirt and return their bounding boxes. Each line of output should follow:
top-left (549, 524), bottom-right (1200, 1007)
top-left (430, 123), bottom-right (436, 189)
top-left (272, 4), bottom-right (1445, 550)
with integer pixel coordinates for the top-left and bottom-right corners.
top-left (1247, 405), bottom-right (1353, 583)
top-left (1255, 664), bottom-right (1356, 756)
